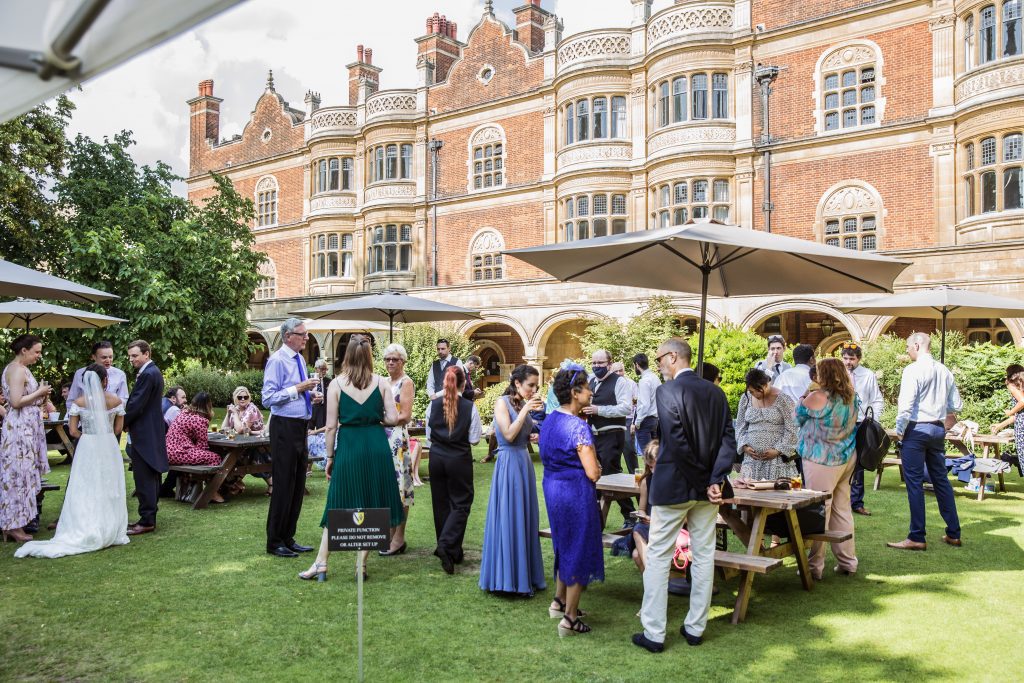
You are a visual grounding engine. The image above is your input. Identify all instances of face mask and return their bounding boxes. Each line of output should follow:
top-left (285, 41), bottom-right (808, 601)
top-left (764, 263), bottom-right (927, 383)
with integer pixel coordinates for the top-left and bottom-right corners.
top-left (593, 366), bottom-right (608, 379)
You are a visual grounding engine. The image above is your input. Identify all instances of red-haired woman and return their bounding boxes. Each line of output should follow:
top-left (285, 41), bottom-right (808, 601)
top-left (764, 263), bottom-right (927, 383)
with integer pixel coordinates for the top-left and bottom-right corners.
top-left (427, 365), bottom-right (482, 574)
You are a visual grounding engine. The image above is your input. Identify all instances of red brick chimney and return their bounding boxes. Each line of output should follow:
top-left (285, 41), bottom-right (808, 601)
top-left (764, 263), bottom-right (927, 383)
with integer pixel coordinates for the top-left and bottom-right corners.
top-left (415, 12), bottom-right (462, 84)
top-left (513, 0), bottom-right (549, 54)
top-left (346, 44), bottom-right (382, 105)
top-left (187, 79), bottom-right (222, 173)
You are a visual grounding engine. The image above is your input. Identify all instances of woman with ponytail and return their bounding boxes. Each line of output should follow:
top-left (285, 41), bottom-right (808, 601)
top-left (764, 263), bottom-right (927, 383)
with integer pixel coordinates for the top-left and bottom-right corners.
top-left (479, 364), bottom-right (546, 596)
top-left (427, 365), bottom-right (482, 574)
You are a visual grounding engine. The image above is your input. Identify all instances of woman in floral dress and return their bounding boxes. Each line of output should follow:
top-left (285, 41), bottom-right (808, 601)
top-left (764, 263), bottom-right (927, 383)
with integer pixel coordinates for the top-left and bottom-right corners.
top-left (380, 343), bottom-right (415, 556)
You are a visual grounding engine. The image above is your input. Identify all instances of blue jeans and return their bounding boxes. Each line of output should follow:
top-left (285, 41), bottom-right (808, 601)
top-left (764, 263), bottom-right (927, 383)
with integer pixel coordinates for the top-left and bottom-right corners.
top-left (635, 416), bottom-right (658, 457)
top-left (900, 422), bottom-right (960, 543)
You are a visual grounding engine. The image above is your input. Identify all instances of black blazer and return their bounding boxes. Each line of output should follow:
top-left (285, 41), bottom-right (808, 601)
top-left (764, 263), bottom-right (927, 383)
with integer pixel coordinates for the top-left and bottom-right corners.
top-left (125, 363), bottom-right (169, 472)
top-left (649, 370), bottom-right (736, 506)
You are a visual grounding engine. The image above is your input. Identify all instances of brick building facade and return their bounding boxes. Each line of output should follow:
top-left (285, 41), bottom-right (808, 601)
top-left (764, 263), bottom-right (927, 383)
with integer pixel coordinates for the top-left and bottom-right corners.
top-left (186, 0), bottom-right (1024, 378)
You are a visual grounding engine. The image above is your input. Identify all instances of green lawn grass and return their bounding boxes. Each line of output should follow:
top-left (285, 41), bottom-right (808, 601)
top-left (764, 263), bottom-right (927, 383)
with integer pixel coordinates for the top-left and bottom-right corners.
top-left (2, 447), bottom-right (1022, 682)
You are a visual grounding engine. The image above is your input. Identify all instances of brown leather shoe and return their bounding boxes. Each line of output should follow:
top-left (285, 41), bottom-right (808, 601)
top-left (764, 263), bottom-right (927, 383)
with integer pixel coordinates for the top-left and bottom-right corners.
top-left (853, 507), bottom-right (871, 516)
top-left (941, 535), bottom-right (962, 547)
top-left (887, 539), bottom-right (926, 551)
top-left (126, 523), bottom-right (155, 536)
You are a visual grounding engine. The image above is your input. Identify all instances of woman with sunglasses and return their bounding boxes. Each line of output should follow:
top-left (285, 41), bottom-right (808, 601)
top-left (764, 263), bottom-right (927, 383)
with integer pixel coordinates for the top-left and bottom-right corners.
top-left (380, 343), bottom-right (416, 556)
top-left (222, 386), bottom-right (265, 435)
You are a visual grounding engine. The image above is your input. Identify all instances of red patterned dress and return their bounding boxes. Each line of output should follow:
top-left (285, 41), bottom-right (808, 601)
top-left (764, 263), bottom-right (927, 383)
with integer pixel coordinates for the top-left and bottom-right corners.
top-left (165, 411), bottom-right (221, 466)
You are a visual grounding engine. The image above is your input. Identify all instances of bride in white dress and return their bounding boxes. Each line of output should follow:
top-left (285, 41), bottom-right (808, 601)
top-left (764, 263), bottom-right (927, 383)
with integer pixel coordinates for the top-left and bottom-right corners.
top-left (16, 366), bottom-right (129, 558)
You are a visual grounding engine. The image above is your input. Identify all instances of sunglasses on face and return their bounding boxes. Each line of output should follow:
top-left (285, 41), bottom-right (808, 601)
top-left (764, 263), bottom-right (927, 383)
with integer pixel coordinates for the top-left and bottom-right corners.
top-left (237, 396), bottom-right (250, 400)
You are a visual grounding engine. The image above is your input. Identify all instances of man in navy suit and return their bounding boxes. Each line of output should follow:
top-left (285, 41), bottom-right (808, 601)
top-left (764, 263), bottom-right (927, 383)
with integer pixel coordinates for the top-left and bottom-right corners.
top-left (633, 338), bottom-right (736, 653)
top-left (124, 340), bottom-right (168, 535)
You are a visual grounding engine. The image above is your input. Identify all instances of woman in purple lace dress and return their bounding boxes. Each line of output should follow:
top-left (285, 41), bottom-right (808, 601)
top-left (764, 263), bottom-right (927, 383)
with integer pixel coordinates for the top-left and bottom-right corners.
top-left (539, 364), bottom-right (603, 638)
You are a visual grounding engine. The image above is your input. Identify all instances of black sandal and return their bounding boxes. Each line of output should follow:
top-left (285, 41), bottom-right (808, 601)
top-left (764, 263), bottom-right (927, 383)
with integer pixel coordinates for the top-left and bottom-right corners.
top-left (557, 615), bottom-right (592, 638)
top-left (548, 596), bottom-right (587, 619)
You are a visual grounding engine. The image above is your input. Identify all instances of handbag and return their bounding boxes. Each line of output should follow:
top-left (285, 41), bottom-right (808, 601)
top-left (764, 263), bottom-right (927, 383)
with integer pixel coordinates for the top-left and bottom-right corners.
top-left (672, 528), bottom-right (692, 571)
top-left (854, 406), bottom-right (891, 472)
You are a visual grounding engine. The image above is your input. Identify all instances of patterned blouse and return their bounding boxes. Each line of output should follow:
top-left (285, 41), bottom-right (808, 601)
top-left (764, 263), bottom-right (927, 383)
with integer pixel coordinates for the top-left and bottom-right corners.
top-left (796, 392), bottom-right (860, 467)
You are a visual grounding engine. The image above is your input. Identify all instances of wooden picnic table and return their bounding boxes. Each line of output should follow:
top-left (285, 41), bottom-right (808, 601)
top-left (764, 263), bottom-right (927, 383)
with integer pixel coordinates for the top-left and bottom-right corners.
top-left (719, 486), bottom-right (833, 623)
top-left (595, 472), bottom-right (640, 530)
top-left (170, 433), bottom-right (272, 510)
top-left (44, 419), bottom-right (76, 464)
top-left (877, 428), bottom-right (1012, 500)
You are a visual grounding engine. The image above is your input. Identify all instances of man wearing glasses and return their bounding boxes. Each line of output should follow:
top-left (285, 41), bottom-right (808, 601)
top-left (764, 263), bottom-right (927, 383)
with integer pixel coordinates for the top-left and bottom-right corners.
top-left (582, 349), bottom-right (636, 527)
top-left (841, 342), bottom-right (884, 516)
top-left (261, 318), bottom-right (321, 558)
top-left (754, 335), bottom-right (791, 381)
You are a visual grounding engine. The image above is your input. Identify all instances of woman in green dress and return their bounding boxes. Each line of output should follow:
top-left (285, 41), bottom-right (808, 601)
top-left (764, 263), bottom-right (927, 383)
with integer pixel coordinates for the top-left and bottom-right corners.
top-left (298, 335), bottom-right (402, 582)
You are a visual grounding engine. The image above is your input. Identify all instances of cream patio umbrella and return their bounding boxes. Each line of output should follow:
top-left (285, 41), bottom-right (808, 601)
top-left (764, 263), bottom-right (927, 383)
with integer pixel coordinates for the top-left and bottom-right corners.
top-left (0, 0), bottom-right (245, 122)
top-left (0, 259), bottom-right (117, 304)
top-left (504, 221), bottom-right (911, 371)
top-left (839, 285), bottom-right (1024, 363)
top-left (291, 291), bottom-right (480, 342)
top-left (0, 298), bottom-right (126, 331)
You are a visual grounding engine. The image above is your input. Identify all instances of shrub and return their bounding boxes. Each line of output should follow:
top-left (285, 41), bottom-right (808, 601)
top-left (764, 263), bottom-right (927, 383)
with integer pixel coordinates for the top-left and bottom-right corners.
top-left (576, 296), bottom-right (684, 370)
top-left (170, 366), bottom-right (266, 409)
top-left (701, 324), bottom-right (773, 413)
top-left (476, 382), bottom-right (509, 423)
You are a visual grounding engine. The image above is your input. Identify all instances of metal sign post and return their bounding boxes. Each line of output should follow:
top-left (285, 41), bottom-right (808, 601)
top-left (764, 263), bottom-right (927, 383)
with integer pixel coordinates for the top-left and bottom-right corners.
top-left (327, 508), bottom-right (391, 682)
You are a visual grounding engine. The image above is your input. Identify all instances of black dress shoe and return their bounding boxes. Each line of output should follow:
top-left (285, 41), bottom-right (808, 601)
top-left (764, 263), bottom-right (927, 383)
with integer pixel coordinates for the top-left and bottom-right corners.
top-left (434, 548), bottom-right (454, 574)
top-left (680, 625), bottom-right (703, 646)
top-left (288, 543), bottom-right (314, 553)
top-left (268, 545), bottom-right (299, 558)
top-left (379, 542), bottom-right (407, 557)
top-left (632, 632), bottom-right (664, 653)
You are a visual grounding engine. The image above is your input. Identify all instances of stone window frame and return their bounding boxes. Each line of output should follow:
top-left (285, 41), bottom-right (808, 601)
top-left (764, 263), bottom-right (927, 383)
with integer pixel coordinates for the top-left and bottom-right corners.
top-left (467, 124), bottom-right (507, 193)
top-left (649, 178), bottom-right (731, 228)
top-left (310, 231), bottom-right (354, 280)
top-left (312, 156), bottom-right (353, 195)
top-left (814, 180), bottom-right (885, 251)
top-left (812, 41), bottom-right (886, 136)
top-left (367, 223), bottom-right (413, 274)
top-left (254, 258), bottom-right (276, 301)
top-left (468, 228), bottom-right (506, 283)
top-left (367, 143), bottom-right (413, 184)
top-left (961, 130), bottom-right (1024, 219)
top-left (652, 71), bottom-right (730, 130)
top-left (560, 191), bottom-right (629, 242)
top-left (962, 1), bottom-right (1023, 69)
top-left (255, 175), bottom-right (278, 228)
top-left (562, 94), bottom-right (628, 146)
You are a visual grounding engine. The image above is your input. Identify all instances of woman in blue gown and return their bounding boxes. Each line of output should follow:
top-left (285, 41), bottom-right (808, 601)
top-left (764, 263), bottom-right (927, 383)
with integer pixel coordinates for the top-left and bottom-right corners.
top-left (538, 364), bottom-right (603, 637)
top-left (479, 365), bottom-right (547, 596)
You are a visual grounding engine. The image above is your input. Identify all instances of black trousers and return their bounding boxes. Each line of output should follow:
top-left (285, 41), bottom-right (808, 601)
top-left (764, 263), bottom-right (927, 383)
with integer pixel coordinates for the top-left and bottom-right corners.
top-left (594, 430), bottom-right (635, 520)
top-left (266, 415), bottom-right (308, 550)
top-left (429, 454), bottom-right (474, 561)
top-left (622, 427), bottom-right (638, 474)
top-left (127, 444), bottom-right (161, 527)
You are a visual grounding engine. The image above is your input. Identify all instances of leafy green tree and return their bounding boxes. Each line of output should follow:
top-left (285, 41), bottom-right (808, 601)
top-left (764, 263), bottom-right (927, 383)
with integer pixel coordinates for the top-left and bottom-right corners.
top-left (576, 296), bottom-right (683, 372)
top-left (701, 324), bottom-right (773, 412)
top-left (32, 131), bottom-right (265, 375)
top-left (0, 95), bottom-right (73, 266)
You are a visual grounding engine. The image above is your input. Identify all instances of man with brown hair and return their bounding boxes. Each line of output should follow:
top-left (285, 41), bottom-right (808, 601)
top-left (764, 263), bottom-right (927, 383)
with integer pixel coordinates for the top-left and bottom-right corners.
top-left (124, 340), bottom-right (167, 535)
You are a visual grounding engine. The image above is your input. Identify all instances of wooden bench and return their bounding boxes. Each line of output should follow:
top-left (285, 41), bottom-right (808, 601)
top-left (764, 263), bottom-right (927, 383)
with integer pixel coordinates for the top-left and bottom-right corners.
top-left (714, 550), bottom-right (783, 625)
top-left (804, 530), bottom-right (853, 544)
top-left (873, 456), bottom-right (904, 490)
top-left (539, 527), bottom-right (628, 549)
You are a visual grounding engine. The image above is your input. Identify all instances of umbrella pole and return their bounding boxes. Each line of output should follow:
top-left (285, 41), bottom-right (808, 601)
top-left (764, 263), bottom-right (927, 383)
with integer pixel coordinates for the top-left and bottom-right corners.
top-left (389, 315), bottom-right (394, 343)
top-left (696, 267), bottom-right (710, 376)
top-left (940, 310), bottom-right (948, 364)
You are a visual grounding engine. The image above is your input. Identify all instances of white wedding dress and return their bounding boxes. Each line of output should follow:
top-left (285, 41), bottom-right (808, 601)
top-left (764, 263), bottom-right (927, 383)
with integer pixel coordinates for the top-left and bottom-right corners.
top-left (15, 372), bottom-right (129, 558)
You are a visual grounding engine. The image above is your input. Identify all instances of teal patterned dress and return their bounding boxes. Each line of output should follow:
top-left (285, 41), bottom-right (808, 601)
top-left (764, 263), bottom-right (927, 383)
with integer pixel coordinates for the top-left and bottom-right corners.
top-left (796, 394), bottom-right (860, 466)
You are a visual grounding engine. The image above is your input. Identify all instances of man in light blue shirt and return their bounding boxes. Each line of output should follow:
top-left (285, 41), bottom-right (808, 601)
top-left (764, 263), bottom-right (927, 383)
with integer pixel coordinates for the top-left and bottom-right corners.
top-left (888, 332), bottom-right (963, 551)
top-left (263, 318), bottom-right (322, 558)
top-left (67, 341), bottom-right (129, 403)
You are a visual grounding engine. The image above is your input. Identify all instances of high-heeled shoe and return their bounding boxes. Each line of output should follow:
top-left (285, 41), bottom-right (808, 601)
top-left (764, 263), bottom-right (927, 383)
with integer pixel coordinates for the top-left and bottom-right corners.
top-left (298, 561), bottom-right (328, 582)
top-left (549, 596), bottom-right (587, 619)
top-left (2, 529), bottom-right (33, 543)
top-left (557, 615), bottom-right (592, 638)
top-left (379, 542), bottom-right (407, 557)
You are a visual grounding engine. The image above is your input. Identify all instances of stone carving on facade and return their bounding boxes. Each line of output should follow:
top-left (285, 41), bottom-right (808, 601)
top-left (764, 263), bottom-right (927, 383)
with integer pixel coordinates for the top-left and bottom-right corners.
top-left (735, 60), bottom-right (754, 74)
top-left (364, 184), bottom-right (416, 202)
top-left (309, 196), bottom-right (357, 212)
top-left (647, 5), bottom-right (734, 46)
top-left (471, 229), bottom-right (505, 253)
top-left (557, 33), bottom-right (632, 67)
top-left (928, 14), bottom-right (956, 30)
top-left (822, 186), bottom-right (878, 215)
top-left (365, 93), bottom-right (417, 117)
top-left (648, 125), bottom-right (736, 153)
top-left (955, 63), bottom-right (1024, 104)
top-left (735, 171), bottom-right (755, 180)
top-left (310, 108), bottom-right (357, 132)
top-left (256, 175), bottom-right (278, 192)
top-left (471, 126), bottom-right (504, 146)
top-left (557, 143), bottom-right (631, 167)
top-left (821, 45), bottom-right (876, 70)
top-left (930, 142), bottom-right (956, 154)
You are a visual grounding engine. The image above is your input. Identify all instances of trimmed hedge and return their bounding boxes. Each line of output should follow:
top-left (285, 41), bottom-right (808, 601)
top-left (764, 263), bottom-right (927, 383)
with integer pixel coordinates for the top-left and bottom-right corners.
top-left (169, 366), bottom-right (266, 409)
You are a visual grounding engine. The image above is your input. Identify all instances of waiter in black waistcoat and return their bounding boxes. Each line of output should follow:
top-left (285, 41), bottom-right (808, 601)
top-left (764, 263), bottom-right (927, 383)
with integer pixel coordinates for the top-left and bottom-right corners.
top-left (581, 349), bottom-right (636, 528)
top-left (462, 355), bottom-right (484, 401)
top-left (425, 339), bottom-right (464, 442)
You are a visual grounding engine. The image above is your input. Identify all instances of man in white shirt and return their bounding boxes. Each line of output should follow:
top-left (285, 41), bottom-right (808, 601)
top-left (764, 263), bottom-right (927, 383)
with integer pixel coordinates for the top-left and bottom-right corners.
top-left (632, 353), bottom-right (662, 456)
top-left (772, 344), bottom-right (816, 407)
top-left (841, 342), bottom-right (884, 516)
top-left (612, 361), bottom-right (640, 473)
top-left (582, 349), bottom-right (636, 526)
top-left (754, 335), bottom-right (792, 381)
top-left (887, 332), bottom-right (963, 551)
top-left (68, 341), bottom-right (129, 404)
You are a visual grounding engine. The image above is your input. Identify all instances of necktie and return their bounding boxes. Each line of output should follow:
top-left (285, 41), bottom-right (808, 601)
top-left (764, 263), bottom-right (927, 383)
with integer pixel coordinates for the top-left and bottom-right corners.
top-left (295, 354), bottom-right (312, 416)
top-left (774, 363), bottom-right (780, 376)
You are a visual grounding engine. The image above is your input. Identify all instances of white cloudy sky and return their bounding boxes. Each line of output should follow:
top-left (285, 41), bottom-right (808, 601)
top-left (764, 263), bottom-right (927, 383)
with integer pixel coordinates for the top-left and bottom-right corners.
top-left (59, 0), bottom-right (675, 193)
